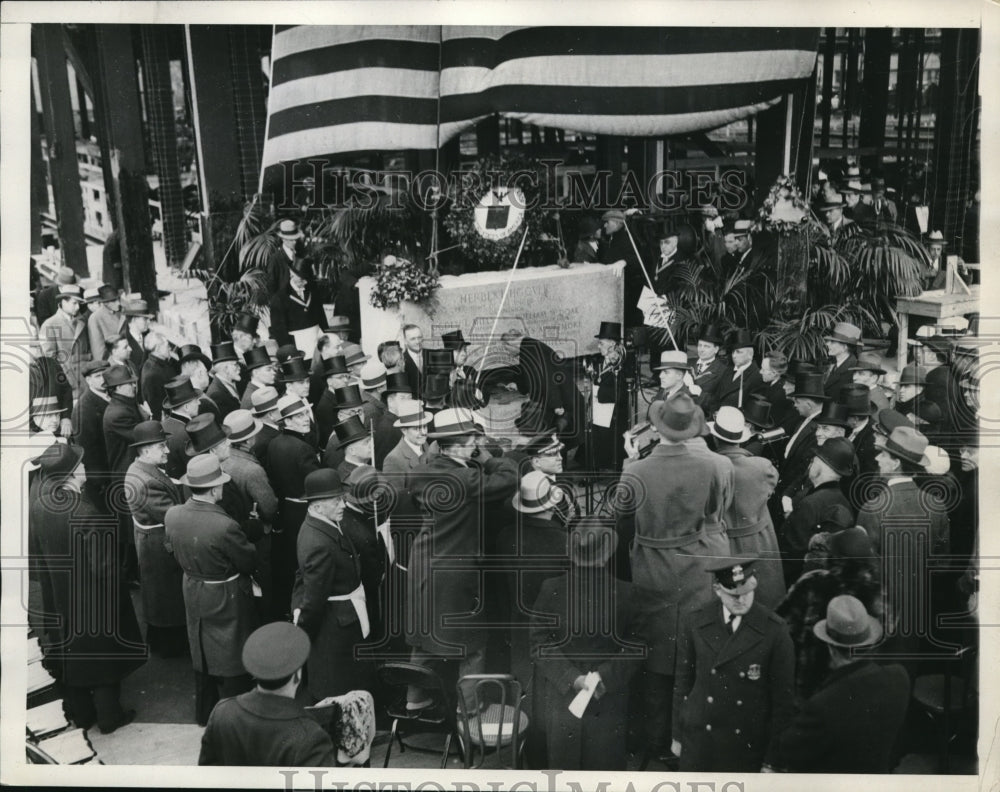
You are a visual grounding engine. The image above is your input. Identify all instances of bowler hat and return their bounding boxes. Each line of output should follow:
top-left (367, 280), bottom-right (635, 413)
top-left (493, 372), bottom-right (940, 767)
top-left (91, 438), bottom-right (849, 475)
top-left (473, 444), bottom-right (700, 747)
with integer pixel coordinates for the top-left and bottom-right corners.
top-left (223, 409), bottom-right (262, 444)
top-left (898, 364), bottom-right (928, 386)
top-left (728, 329), bottom-right (755, 351)
top-left (303, 469), bottom-right (344, 501)
top-left (334, 384), bottom-right (365, 410)
top-left (594, 321), bottom-right (622, 341)
top-left (35, 443), bottom-right (84, 479)
top-left (814, 401), bottom-right (851, 428)
top-left (277, 394), bottom-right (310, 420)
top-left (382, 372), bottom-right (413, 401)
top-left (422, 374), bottom-right (451, 402)
top-left (601, 209), bottom-right (625, 223)
top-left (331, 415), bottom-right (369, 449)
top-left (162, 376), bottom-right (203, 411)
top-left (569, 515), bottom-right (618, 568)
top-left (706, 556), bottom-right (758, 593)
top-left (874, 408), bottom-right (912, 437)
top-left (243, 346), bottom-right (272, 371)
top-left (813, 594), bottom-right (882, 647)
top-left (708, 406), bottom-right (752, 444)
top-left (441, 329), bottom-right (471, 350)
top-left (122, 297), bottom-right (154, 317)
top-left (652, 350), bottom-right (691, 371)
top-left (232, 313), bottom-right (259, 337)
top-left (790, 372), bottom-right (828, 401)
top-left (359, 360), bottom-right (387, 389)
top-left (279, 357), bottom-right (310, 383)
top-left (130, 420), bottom-right (168, 448)
top-left (180, 454), bottom-right (230, 488)
top-left (185, 414), bottom-right (228, 456)
top-left (698, 323), bottom-right (725, 346)
top-left (647, 392), bottom-right (703, 442)
top-left (82, 359), bottom-right (110, 377)
top-left (875, 425), bottom-right (930, 466)
top-left (743, 396), bottom-right (775, 429)
top-left (276, 218), bottom-right (304, 240)
top-left (394, 401), bottom-right (433, 429)
top-left (276, 343), bottom-right (304, 363)
top-left (512, 470), bottom-right (564, 514)
top-left (178, 344), bottom-right (212, 370)
top-left (103, 365), bottom-right (138, 389)
top-left (850, 352), bottom-right (886, 375)
top-left (427, 407), bottom-right (482, 438)
top-left (813, 437), bottom-right (856, 477)
top-left (824, 322), bottom-right (862, 347)
top-left (321, 355), bottom-right (351, 377)
top-left (838, 384), bottom-right (875, 416)
top-left (242, 622), bottom-right (310, 680)
top-left (250, 385), bottom-right (280, 416)
top-left (211, 341), bottom-right (239, 365)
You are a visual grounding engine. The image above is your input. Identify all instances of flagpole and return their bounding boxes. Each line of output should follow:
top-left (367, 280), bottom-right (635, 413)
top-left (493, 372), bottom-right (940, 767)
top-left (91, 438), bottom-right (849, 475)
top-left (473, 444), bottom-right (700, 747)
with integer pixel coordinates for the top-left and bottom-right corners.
top-left (477, 226), bottom-right (529, 376)
top-left (621, 219), bottom-right (679, 350)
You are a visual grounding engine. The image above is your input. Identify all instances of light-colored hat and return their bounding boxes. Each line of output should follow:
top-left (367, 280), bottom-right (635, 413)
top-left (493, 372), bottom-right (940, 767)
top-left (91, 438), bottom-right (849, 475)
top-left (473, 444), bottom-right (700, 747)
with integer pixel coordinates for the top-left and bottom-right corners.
top-left (707, 406), bottom-right (752, 444)
top-left (824, 322), bottom-right (862, 346)
top-left (276, 218), bottom-right (304, 240)
top-left (393, 401), bottom-right (433, 428)
top-left (511, 470), bottom-right (564, 514)
top-left (276, 394), bottom-right (310, 420)
top-left (652, 350), bottom-right (691, 372)
top-left (813, 594), bottom-right (883, 648)
top-left (601, 209), bottom-right (626, 223)
top-left (923, 445), bottom-right (951, 475)
top-left (250, 386), bottom-right (280, 415)
top-left (426, 407), bottom-right (482, 438)
top-left (224, 409), bottom-right (263, 443)
top-left (181, 454), bottom-right (231, 488)
top-left (359, 360), bottom-right (387, 389)
top-left (927, 230), bottom-right (946, 244)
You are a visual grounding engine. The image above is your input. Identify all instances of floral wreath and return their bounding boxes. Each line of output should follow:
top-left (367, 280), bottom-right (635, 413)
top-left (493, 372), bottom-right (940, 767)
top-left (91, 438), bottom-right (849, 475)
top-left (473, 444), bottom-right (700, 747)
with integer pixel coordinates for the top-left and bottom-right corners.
top-left (369, 254), bottom-right (440, 310)
top-left (756, 175), bottom-right (811, 236)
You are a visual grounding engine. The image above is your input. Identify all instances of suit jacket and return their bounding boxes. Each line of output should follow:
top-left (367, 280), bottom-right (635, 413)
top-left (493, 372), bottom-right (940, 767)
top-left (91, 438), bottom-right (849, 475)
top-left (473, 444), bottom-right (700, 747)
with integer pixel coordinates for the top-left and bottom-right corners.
top-left (691, 357), bottom-right (728, 414)
top-left (39, 309), bottom-right (91, 399)
top-left (402, 349), bottom-right (424, 399)
top-left (314, 389), bottom-right (339, 449)
top-left (340, 505), bottom-right (388, 627)
top-left (206, 377), bottom-right (241, 421)
top-left (777, 414), bottom-right (818, 498)
top-left (382, 437), bottom-right (428, 533)
top-left (222, 447), bottom-right (279, 525)
top-left (845, 419), bottom-right (878, 506)
top-left (773, 661), bottom-right (909, 773)
top-left (823, 353), bottom-right (858, 401)
top-left (126, 328), bottom-right (146, 374)
top-left (781, 480), bottom-right (853, 558)
top-left (103, 393), bottom-right (143, 476)
top-left (712, 362), bottom-right (766, 415)
top-left (87, 305), bottom-right (124, 361)
top-left (673, 600), bottom-right (795, 772)
top-left (140, 354), bottom-right (178, 421)
top-left (72, 386), bottom-right (111, 486)
top-left (517, 336), bottom-right (578, 415)
top-left (162, 412), bottom-right (191, 481)
top-left (251, 421), bottom-right (280, 466)
top-left (266, 429), bottom-right (320, 537)
top-left (268, 282), bottom-right (328, 347)
top-left (199, 689), bottom-right (336, 766)
top-left (372, 410), bottom-right (402, 470)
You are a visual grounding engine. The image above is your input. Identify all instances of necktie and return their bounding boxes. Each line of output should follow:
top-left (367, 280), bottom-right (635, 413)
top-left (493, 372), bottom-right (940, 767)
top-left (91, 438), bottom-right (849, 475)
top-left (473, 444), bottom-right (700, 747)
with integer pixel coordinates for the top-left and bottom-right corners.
top-left (726, 615), bottom-right (741, 634)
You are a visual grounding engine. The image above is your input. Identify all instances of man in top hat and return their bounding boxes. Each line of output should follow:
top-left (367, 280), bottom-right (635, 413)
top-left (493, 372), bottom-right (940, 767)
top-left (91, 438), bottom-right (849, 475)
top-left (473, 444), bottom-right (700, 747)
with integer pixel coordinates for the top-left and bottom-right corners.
top-left (292, 469), bottom-right (376, 699)
top-left (38, 283), bottom-right (91, 399)
top-left (599, 208), bottom-right (644, 327)
top-left (33, 266), bottom-right (77, 326)
top-left (372, 372), bottom-right (413, 470)
top-left (199, 622), bottom-right (338, 766)
top-left (773, 595), bottom-right (909, 773)
top-left (269, 258), bottom-right (330, 350)
top-left (420, 372), bottom-right (451, 412)
top-left (265, 218), bottom-right (304, 296)
top-left (851, 352), bottom-right (890, 411)
top-left (230, 313), bottom-right (261, 358)
top-left (529, 515), bottom-right (643, 771)
top-left (708, 407), bottom-right (786, 608)
top-left (124, 420), bottom-right (187, 657)
top-left (443, 329), bottom-right (477, 384)
top-left (161, 375), bottom-right (207, 479)
top-left (711, 330), bottom-right (765, 416)
top-left (140, 330), bottom-right (179, 421)
top-left (775, 371), bottom-right (827, 507)
top-left (87, 284), bottom-right (124, 359)
top-left (325, 415), bottom-right (373, 482)
top-left (757, 351), bottom-right (795, 431)
top-left (122, 296), bottom-right (155, 373)
top-left (358, 360), bottom-right (388, 425)
top-left (71, 359), bottom-right (111, 493)
top-left (265, 394), bottom-right (321, 620)
top-left (812, 401), bottom-right (851, 447)
top-left (206, 342), bottom-right (243, 421)
top-left (672, 557), bottom-right (795, 772)
top-left (314, 355), bottom-right (355, 448)
top-left (822, 322), bottom-right (861, 400)
top-left (839, 384), bottom-right (879, 499)
top-left (871, 177), bottom-right (897, 223)
top-left (617, 393), bottom-right (732, 760)
top-left (165, 454), bottom-right (260, 725)
top-left (894, 364), bottom-right (943, 435)
top-left (572, 214), bottom-right (602, 263)
top-left (240, 344), bottom-right (277, 410)
top-left (250, 386), bottom-right (283, 465)
top-left (780, 437), bottom-right (855, 584)
top-left (588, 320), bottom-right (630, 471)
top-left (691, 324), bottom-right (729, 412)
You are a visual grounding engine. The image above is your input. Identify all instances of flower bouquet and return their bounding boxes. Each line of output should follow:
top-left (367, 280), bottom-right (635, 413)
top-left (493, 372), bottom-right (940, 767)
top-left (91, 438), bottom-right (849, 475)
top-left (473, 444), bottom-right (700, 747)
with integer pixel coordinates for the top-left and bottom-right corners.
top-left (369, 255), bottom-right (440, 310)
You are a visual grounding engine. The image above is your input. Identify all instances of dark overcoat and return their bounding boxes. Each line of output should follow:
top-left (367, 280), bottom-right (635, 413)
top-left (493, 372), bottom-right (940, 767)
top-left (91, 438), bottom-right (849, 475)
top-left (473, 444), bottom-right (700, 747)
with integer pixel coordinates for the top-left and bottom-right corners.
top-left (691, 357), bottom-right (729, 416)
top-left (823, 353), bottom-right (858, 401)
top-left (781, 480), bottom-right (854, 559)
top-left (103, 393), bottom-right (143, 476)
top-left (713, 363), bottom-right (766, 415)
top-left (340, 505), bottom-right (388, 631)
top-left (205, 377), bottom-right (241, 422)
top-left (140, 354), bottom-right (178, 421)
top-left (72, 387), bottom-right (111, 492)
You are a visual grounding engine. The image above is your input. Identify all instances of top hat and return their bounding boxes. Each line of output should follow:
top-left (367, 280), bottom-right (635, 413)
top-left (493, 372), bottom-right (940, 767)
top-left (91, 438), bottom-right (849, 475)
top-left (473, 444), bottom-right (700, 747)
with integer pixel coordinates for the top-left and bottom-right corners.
top-left (601, 209), bottom-right (626, 223)
top-left (814, 401), bottom-right (851, 428)
top-left (211, 341), bottom-right (239, 365)
top-left (103, 365), bottom-right (138, 389)
top-left (359, 360), bottom-right (387, 389)
top-left (422, 374), bottom-right (451, 402)
top-left (328, 315), bottom-right (352, 332)
top-left (321, 354), bottom-right (351, 378)
top-left (276, 219), bottom-right (304, 240)
top-left (129, 420), bottom-right (168, 448)
top-left (813, 594), bottom-right (882, 648)
top-left (594, 321), bottom-right (622, 342)
top-left (824, 322), bottom-right (862, 346)
top-left (232, 313), bottom-right (260, 337)
top-left (427, 407), bottom-right (482, 438)
top-left (277, 394), bottom-right (310, 420)
top-left (706, 556), bottom-right (758, 592)
top-left (185, 414), bottom-right (228, 456)
top-left (96, 284), bottom-right (119, 303)
top-left (382, 372), bottom-right (414, 401)
top-left (279, 357), bottom-right (310, 383)
top-left (303, 469), bottom-right (344, 501)
top-left (708, 406), bottom-right (752, 444)
top-left (850, 352), bottom-right (886, 375)
top-left (123, 297), bottom-right (155, 317)
top-left (343, 464), bottom-right (382, 511)
top-left (874, 408), bottom-right (913, 438)
top-left (243, 346), bottom-right (272, 371)
top-left (740, 397), bottom-right (772, 430)
top-left (441, 329), bottom-right (471, 350)
top-left (35, 443), bottom-right (84, 480)
top-left (180, 453), bottom-right (231, 488)
top-left (334, 384), bottom-right (366, 410)
top-left (838, 384), bottom-right (875, 416)
top-left (178, 344), bottom-right (212, 370)
top-left (250, 385), bottom-right (280, 416)
top-left (698, 323), bottom-right (726, 346)
top-left (569, 515), bottom-right (618, 568)
top-left (512, 470), bottom-right (564, 514)
top-left (423, 349), bottom-right (454, 373)
top-left (813, 437), bottom-right (856, 478)
top-left (242, 622), bottom-right (310, 680)
top-left (652, 350), bottom-right (691, 372)
top-left (790, 372), bottom-right (828, 401)
top-left (819, 193), bottom-right (845, 210)
top-left (394, 401), bottom-right (434, 429)
top-left (82, 358), bottom-right (110, 377)
top-left (648, 393), bottom-right (704, 442)
top-left (331, 415), bottom-right (369, 449)
top-left (788, 360), bottom-right (823, 379)
top-left (224, 409), bottom-right (262, 444)
top-left (876, 425), bottom-right (930, 466)
top-left (728, 329), bottom-right (754, 351)
top-left (276, 343), bottom-right (304, 363)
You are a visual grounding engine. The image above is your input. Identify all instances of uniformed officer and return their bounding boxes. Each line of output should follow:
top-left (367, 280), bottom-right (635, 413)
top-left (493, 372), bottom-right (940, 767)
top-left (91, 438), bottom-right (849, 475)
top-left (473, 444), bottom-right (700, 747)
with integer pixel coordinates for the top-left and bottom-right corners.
top-left (672, 557), bottom-right (795, 772)
top-left (199, 622), bottom-right (338, 766)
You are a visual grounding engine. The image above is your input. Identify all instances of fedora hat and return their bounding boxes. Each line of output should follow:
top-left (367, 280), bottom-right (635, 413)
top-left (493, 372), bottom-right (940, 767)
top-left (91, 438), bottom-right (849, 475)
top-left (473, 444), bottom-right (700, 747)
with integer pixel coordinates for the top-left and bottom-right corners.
top-left (340, 342), bottom-right (369, 367)
top-left (708, 406), bottom-right (752, 444)
top-left (277, 394), bottom-right (310, 421)
top-left (849, 352), bottom-right (886, 375)
top-left (278, 357), bottom-right (310, 383)
top-left (211, 341), bottom-right (239, 365)
top-left (937, 316), bottom-right (968, 336)
top-left (184, 414), bottom-right (228, 456)
top-left (743, 396), bottom-right (774, 429)
top-left (232, 313), bottom-right (260, 336)
top-left (926, 229), bottom-right (947, 244)
top-left (819, 193), bottom-right (845, 210)
top-left (242, 622), bottom-right (310, 681)
top-left (55, 284), bottom-right (86, 304)
top-left (103, 365), bottom-right (138, 389)
top-left (706, 556), bottom-right (758, 593)
top-left (321, 354), bottom-right (351, 377)
top-left (52, 266), bottom-right (77, 286)
top-left (96, 284), bottom-right (119, 303)
top-left (441, 329), bottom-right (471, 350)
top-left (601, 209), bottom-right (626, 223)
top-left (427, 407), bottom-right (482, 438)
top-left (875, 425), bottom-right (930, 467)
top-left (180, 453), bottom-right (231, 488)
top-left (790, 372), bottom-right (828, 401)
top-left (698, 323), bottom-right (725, 346)
top-left (382, 372), bottom-right (414, 401)
top-left (359, 360), bottom-right (387, 389)
top-left (276, 218), bottom-right (304, 240)
top-left (82, 358), bottom-right (110, 377)
top-left (394, 401), bottom-right (433, 429)
top-left (30, 395), bottom-right (65, 417)
top-left (648, 392), bottom-right (703, 442)
top-left (423, 349), bottom-right (454, 373)
top-left (727, 328), bottom-right (755, 351)
top-left (250, 385), bottom-right (280, 416)
top-left (35, 443), bottom-right (84, 480)
top-left (328, 315), bottom-right (352, 332)
top-left (331, 415), bottom-right (370, 449)
top-left (303, 469), bottom-right (345, 501)
top-left (813, 437), bottom-right (856, 478)
top-left (422, 374), bottom-right (451, 402)
top-left (83, 286), bottom-right (101, 303)
top-left (223, 409), bottom-right (262, 444)
top-left (122, 297), bottom-right (154, 317)
top-left (841, 179), bottom-right (863, 194)
top-left (334, 384), bottom-right (365, 410)
top-left (178, 344), bottom-right (212, 369)
top-left (814, 401), bottom-right (851, 428)
top-left (824, 322), bottom-right (862, 346)
top-left (129, 420), bottom-right (168, 448)
top-left (243, 346), bottom-right (272, 371)
top-left (874, 408), bottom-right (913, 438)
top-left (813, 594), bottom-right (882, 648)
top-left (898, 364), bottom-right (927, 387)
top-left (569, 515), bottom-right (618, 568)
top-left (652, 350), bottom-right (691, 372)
top-left (594, 321), bottom-right (622, 342)
top-left (512, 470), bottom-right (564, 514)
top-left (276, 343), bottom-right (304, 363)
top-left (838, 384), bottom-right (875, 416)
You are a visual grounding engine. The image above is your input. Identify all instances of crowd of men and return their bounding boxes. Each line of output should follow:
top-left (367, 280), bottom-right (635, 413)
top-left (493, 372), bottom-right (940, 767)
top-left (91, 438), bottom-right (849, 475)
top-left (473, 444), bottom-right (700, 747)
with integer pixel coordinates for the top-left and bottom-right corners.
top-left (26, 196), bottom-right (979, 771)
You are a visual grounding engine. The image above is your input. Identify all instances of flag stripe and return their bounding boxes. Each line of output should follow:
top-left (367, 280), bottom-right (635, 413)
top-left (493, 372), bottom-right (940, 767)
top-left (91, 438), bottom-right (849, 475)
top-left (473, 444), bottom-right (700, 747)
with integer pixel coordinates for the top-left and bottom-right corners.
top-left (271, 39), bottom-right (441, 86)
top-left (268, 95), bottom-right (440, 139)
top-left (269, 67), bottom-right (440, 115)
top-left (274, 24), bottom-right (441, 59)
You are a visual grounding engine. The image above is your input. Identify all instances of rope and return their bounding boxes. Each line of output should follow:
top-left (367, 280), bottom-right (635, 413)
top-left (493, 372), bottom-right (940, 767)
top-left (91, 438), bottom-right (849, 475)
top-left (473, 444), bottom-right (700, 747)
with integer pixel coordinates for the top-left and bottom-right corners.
top-left (477, 226), bottom-right (529, 376)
